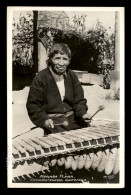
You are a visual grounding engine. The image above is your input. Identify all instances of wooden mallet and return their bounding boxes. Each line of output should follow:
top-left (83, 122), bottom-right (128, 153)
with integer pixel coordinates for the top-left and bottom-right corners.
top-left (54, 121), bottom-right (69, 127)
top-left (84, 105), bottom-right (105, 121)
top-left (90, 105), bottom-right (105, 120)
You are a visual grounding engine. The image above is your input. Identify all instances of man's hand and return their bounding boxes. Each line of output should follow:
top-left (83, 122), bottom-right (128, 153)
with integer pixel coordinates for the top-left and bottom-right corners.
top-left (82, 113), bottom-right (92, 122)
top-left (44, 119), bottom-right (54, 128)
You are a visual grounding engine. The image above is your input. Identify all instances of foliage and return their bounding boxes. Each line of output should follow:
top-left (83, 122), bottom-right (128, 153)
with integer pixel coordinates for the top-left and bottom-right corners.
top-left (70, 14), bottom-right (87, 33)
top-left (86, 20), bottom-right (115, 89)
top-left (12, 11), bottom-right (34, 67)
top-left (113, 88), bottom-right (120, 100)
top-left (104, 88), bottom-right (120, 100)
top-left (87, 20), bottom-right (115, 73)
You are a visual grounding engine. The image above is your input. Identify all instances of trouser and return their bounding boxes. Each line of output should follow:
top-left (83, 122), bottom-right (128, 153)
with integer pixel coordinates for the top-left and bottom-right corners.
top-left (43, 114), bottom-right (90, 135)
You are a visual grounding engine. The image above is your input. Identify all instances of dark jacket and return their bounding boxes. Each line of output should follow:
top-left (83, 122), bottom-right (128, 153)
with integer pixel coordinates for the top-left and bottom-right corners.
top-left (26, 68), bottom-right (88, 129)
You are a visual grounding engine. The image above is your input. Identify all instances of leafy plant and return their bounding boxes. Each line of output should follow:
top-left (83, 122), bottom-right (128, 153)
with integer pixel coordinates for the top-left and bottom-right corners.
top-left (113, 88), bottom-right (120, 100)
top-left (12, 11), bottom-right (34, 67)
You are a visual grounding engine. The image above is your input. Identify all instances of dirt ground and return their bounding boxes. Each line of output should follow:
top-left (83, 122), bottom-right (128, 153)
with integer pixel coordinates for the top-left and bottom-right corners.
top-left (12, 85), bottom-right (120, 138)
top-left (82, 85), bottom-right (120, 121)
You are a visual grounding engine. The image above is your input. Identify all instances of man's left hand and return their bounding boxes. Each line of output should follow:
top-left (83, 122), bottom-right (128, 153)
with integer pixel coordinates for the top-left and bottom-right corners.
top-left (82, 113), bottom-right (92, 122)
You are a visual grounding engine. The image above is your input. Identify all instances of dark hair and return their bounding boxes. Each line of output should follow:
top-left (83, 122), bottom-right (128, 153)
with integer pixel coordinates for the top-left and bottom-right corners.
top-left (48, 43), bottom-right (71, 59)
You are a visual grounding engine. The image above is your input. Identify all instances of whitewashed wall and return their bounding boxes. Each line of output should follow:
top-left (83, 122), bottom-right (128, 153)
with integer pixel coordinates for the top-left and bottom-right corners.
top-left (38, 42), bottom-right (48, 72)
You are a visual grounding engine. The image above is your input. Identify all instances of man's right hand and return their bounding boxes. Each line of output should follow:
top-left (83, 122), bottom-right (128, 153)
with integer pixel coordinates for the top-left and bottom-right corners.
top-left (44, 119), bottom-right (54, 128)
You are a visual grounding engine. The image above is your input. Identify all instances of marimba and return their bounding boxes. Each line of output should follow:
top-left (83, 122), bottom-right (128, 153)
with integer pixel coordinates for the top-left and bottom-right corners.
top-left (12, 120), bottom-right (120, 182)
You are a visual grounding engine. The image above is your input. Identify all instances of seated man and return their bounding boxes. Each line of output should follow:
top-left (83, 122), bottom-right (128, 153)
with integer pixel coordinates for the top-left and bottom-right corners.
top-left (26, 43), bottom-right (91, 135)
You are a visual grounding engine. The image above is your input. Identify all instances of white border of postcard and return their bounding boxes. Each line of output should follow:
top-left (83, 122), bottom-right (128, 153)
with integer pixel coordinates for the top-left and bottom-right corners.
top-left (7, 6), bottom-right (125, 188)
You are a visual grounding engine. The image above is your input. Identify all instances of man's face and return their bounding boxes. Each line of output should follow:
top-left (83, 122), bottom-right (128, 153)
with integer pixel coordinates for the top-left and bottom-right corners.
top-left (50, 53), bottom-right (70, 75)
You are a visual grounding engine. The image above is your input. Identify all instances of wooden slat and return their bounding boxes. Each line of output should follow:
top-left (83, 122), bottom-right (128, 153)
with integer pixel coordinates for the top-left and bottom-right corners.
top-left (105, 121), bottom-right (119, 125)
top-left (12, 146), bottom-right (19, 156)
top-left (74, 130), bottom-right (93, 140)
top-left (22, 138), bottom-right (42, 151)
top-left (79, 128), bottom-right (100, 139)
top-left (38, 137), bottom-right (58, 147)
top-left (84, 125), bottom-right (119, 134)
top-left (18, 140), bottom-right (35, 152)
top-left (13, 142), bottom-right (26, 154)
top-left (79, 127), bottom-right (117, 141)
top-left (47, 136), bottom-right (66, 146)
top-left (88, 128), bottom-right (118, 137)
top-left (94, 127), bottom-right (120, 135)
top-left (50, 134), bottom-right (72, 144)
top-left (105, 123), bottom-right (119, 127)
top-left (96, 127), bottom-right (119, 135)
top-left (62, 133), bottom-right (84, 142)
top-left (99, 125), bottom-right (119, 132)
top-left (67, 130), bottom-right (90, 141)
top-left (83, 130), bottom-right (107, 139)
top-left (31, 137), bottom-right (50, 148)
top-left (99, 124), bottom-right (119, 129)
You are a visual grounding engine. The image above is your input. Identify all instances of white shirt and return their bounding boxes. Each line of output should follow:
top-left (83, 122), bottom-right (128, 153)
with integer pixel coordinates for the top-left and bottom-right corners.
top-left (49, 67), bottom-right (65, 101)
